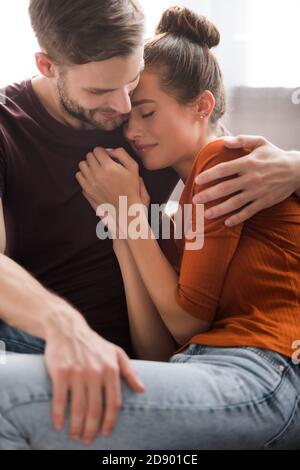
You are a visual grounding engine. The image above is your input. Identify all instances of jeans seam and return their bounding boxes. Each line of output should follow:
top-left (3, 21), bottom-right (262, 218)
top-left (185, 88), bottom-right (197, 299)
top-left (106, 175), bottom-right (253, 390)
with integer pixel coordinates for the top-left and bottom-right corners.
top-left (262, 394), bottom-right (300, 449)
top-left (240, 347), bottom-right (287, 371)
top-left (128, 364), bottom-right (291, 410)
top-left (126, 372), bottom-right (288, 411)
top-left (0, 337), bottom-right (45, 353)
top-left (1, 366), bottom-right (290, 418)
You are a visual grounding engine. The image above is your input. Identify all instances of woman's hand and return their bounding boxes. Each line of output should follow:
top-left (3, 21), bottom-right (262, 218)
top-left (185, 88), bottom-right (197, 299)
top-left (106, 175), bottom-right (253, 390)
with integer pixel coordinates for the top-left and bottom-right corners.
top-left (76, 147), bottom-right (151, 236)
top-left (193, 135), bottom-right (300, 226)
top-left (76, 147), bottom-right (142, 211)
top-left (139, 176), bottom-right (151, 209)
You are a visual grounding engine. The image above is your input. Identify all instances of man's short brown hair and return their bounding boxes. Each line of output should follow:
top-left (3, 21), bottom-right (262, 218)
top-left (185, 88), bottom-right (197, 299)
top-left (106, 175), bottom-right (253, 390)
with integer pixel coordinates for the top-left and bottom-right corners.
top-left (29, 0), bottom-right (145, 65)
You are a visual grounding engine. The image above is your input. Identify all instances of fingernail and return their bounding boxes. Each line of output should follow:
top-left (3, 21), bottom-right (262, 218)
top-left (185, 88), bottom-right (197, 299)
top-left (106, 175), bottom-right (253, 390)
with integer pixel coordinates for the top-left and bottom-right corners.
top-left (225, 220), bottom-right (233, 227)
top-left (71, 435), bottom-right (80, 441)
top-left (205, 210), bottom-right (213, 218)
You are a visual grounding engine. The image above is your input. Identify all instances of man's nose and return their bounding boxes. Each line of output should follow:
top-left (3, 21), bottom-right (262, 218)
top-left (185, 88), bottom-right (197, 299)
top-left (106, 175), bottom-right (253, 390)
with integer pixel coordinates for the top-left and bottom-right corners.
top-left (111, 88), bottom-right (132, 115)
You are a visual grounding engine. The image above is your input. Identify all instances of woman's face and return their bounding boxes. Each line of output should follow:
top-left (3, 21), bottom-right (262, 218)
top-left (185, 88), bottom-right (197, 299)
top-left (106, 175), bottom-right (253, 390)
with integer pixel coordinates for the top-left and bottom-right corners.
top-left (124, 70), bottom-right (203, 171)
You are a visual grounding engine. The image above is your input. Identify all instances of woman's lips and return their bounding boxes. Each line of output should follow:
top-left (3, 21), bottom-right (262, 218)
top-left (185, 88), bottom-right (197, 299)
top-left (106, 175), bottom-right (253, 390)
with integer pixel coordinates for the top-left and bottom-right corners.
top-left (135, 144), bottom-right (158, 155)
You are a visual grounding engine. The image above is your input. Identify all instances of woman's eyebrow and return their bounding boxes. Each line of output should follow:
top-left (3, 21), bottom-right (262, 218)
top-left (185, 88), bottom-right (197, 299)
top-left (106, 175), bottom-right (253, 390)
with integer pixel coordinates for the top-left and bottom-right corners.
top-left (131, 99), bottom-right (156, 107)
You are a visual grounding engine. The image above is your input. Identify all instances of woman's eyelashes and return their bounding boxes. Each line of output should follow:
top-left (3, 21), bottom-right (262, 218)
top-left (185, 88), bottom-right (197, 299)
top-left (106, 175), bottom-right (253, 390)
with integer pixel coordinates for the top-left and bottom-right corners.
top-left (141, 111), bottom-right (155, 119)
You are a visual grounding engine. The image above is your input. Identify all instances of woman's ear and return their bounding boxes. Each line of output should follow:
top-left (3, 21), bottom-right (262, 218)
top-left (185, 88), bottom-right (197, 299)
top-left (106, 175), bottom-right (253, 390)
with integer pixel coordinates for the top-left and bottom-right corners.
top-left (195, 90), bottom-right (215, 121)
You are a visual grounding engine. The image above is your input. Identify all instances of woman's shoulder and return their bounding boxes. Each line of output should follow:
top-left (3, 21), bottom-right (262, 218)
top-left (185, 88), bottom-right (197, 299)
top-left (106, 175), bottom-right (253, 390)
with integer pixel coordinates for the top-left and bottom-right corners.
top-left (194, 139), bottom-right (248, 175)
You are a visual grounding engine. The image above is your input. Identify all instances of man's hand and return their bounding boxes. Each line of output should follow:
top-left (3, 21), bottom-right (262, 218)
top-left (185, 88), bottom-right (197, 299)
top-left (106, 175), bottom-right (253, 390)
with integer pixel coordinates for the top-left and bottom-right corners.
top-left (45, 314), bottom-right (145, 445)
top-left (193, 135), bottom-right (300, 226)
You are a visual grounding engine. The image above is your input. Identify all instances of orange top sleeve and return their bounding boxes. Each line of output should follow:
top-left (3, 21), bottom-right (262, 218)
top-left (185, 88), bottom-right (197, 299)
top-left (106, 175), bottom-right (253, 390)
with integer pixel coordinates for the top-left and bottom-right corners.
top-left (175, 140), bottom-right (247, 322)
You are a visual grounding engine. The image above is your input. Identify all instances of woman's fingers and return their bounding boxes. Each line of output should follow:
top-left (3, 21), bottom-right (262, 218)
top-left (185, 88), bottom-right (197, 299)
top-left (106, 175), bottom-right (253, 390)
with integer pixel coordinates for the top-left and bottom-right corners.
top-left (93, 147), bottom-right (114, 167)
top-left (86, 152), bottom-right (101, 173)
top-left (75, 170), bottom-right (86, 186)
top-left (106, 148), bottom-right (139, 173)
top-left (78, 161), bottom-right (93, 181)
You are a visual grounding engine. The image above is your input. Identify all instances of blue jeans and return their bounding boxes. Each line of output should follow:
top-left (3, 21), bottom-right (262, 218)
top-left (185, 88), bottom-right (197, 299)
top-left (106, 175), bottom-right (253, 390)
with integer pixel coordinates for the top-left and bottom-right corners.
top-left (0, 320), bottom-right (45, 354)
top-left (0, 343), bottom-right (299, 450)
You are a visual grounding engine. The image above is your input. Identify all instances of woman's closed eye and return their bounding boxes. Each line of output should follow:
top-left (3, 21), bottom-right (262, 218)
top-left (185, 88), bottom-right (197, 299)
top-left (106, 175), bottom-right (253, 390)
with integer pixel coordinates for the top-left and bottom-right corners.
top-left (142, 111), bottom-right (155, 119)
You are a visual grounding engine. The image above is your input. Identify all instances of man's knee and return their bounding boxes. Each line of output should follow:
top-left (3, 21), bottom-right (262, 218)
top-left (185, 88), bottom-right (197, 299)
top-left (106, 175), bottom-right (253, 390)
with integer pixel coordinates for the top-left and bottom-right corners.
top-left (0, 354), bottom-right (51, 414)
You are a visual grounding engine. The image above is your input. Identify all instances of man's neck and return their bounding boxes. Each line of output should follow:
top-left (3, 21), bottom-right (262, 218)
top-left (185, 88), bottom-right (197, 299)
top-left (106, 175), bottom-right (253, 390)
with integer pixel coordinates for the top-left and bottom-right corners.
top-left (31, 76), bottom-right (94, 131)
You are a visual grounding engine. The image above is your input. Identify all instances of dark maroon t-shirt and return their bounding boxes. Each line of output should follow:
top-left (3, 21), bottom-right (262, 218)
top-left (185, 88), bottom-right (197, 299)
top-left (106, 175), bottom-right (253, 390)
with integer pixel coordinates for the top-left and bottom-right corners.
top-left (0, 79), bottom-right (179, 358)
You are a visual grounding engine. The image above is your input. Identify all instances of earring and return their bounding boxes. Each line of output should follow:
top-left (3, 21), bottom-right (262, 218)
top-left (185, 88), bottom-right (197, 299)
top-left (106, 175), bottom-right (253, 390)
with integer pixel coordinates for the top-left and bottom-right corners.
top-left (200, 112), bottom-right (208, 119)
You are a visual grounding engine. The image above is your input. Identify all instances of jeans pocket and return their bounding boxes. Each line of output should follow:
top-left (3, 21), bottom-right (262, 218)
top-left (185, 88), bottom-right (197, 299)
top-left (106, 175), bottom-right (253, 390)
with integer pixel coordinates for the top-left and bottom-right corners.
top-left (241, 347), bottom-right (288, 375)
top-left (169, 344), bottom-right (204, 363)
top-left (0, 322), bottom-right (45, 354)
top-left (263, 395), bottom-right (300, 450)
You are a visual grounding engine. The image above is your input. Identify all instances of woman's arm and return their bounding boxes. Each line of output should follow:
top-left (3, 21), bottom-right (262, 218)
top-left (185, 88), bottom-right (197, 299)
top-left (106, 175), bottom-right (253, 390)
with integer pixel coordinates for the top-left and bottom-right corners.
top-left (122, 202), bottom-right (212, 346)
top-left (113, 238), bottom-right (178, 361)
top-left (77, 146), bottom-right (241, 347)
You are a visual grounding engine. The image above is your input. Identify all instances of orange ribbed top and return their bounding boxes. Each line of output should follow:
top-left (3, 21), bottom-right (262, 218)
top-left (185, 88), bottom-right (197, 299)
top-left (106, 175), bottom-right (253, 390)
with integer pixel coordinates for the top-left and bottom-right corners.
top-left (169, 140), bottom-right (300, 358)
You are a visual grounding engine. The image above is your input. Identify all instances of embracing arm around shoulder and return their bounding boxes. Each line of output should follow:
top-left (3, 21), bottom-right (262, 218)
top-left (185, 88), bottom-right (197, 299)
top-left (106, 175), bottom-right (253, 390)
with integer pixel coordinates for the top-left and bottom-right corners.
top-left (193, 136), bottom-right (300, 226)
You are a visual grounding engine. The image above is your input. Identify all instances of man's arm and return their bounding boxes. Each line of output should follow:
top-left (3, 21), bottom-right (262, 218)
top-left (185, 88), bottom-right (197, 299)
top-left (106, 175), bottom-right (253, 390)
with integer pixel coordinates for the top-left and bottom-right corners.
top-left (193, 136), bottom-right (300, 226)
top-left (0, 199), bottom-right (145, 444)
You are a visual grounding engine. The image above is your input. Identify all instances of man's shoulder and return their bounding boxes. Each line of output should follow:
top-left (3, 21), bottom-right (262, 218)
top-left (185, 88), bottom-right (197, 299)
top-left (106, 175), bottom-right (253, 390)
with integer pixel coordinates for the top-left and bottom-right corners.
top-left (0, 79), bottom-right (31, 121)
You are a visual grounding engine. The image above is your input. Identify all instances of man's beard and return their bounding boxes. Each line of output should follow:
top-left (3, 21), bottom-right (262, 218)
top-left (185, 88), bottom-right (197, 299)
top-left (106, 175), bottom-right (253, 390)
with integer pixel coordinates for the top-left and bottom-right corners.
top-left (56, 74), bottom-right (128, 131)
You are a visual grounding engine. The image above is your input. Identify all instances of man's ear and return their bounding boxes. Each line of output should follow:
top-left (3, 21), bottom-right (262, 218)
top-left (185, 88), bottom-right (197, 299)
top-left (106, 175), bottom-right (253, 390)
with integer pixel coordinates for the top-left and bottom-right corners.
top-left (195, 90), bottom-right (215, 121)
top-left (34, 52), bottom-right (56, 79)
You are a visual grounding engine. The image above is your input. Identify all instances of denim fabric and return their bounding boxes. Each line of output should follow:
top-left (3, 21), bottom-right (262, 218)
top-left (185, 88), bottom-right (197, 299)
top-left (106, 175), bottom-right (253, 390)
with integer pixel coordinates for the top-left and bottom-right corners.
top-left (0, 320), bottom-right (45, 354)
top-left (0, 344), bottom-right (299, 449)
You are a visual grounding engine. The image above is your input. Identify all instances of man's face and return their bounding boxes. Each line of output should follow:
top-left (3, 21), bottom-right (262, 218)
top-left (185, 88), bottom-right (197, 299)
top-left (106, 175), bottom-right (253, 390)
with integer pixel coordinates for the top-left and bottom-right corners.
top-left (55, 49), bottom-right (144, 131)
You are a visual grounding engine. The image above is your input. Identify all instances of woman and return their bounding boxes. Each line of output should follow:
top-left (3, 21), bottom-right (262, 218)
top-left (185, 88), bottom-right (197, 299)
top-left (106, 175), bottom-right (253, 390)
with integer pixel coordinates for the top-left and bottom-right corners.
top-left (1, 6), bottom-right (300, 451)
top-left (75, 6), bottom-right (300, 449)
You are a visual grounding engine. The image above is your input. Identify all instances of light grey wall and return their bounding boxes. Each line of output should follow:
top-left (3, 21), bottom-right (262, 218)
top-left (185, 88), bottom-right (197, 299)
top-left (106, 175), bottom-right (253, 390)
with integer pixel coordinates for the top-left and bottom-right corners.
top-left (224, 87), bottom-right (300, 149)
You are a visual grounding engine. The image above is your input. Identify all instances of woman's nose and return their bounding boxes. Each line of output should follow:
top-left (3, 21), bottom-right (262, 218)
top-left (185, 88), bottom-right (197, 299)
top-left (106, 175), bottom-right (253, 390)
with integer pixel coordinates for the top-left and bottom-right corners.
top-left (125, 119), bottom-right (142, 142)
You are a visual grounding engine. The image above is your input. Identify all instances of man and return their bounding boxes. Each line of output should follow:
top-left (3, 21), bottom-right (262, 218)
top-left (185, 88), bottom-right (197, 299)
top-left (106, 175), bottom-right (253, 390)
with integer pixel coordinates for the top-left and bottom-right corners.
top-left (0, 0), bottom-right (299, 449)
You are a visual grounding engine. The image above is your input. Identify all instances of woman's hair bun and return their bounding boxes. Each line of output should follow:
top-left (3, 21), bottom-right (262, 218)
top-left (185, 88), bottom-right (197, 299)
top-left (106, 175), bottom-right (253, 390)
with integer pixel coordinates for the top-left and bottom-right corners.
top-left (156, 6), bottom-right (220, 49)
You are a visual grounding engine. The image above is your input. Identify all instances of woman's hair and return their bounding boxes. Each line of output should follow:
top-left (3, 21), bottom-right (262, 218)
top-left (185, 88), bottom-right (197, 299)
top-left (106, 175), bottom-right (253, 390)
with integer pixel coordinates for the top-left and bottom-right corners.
top-left (144, 6), bottom-right (226, 125)
top-left (29, 0), bottom-right (145, 65)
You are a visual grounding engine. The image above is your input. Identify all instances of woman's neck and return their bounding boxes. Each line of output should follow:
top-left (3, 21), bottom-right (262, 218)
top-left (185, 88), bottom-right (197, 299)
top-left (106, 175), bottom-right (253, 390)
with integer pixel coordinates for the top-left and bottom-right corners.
top-left (173, 132), bottom-right (218, 183)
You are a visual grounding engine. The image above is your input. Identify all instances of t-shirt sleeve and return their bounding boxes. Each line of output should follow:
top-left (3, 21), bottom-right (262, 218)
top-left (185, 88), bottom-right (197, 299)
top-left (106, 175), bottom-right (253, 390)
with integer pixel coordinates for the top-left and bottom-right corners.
top-left (175, 146), bottom-right (245, 322)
